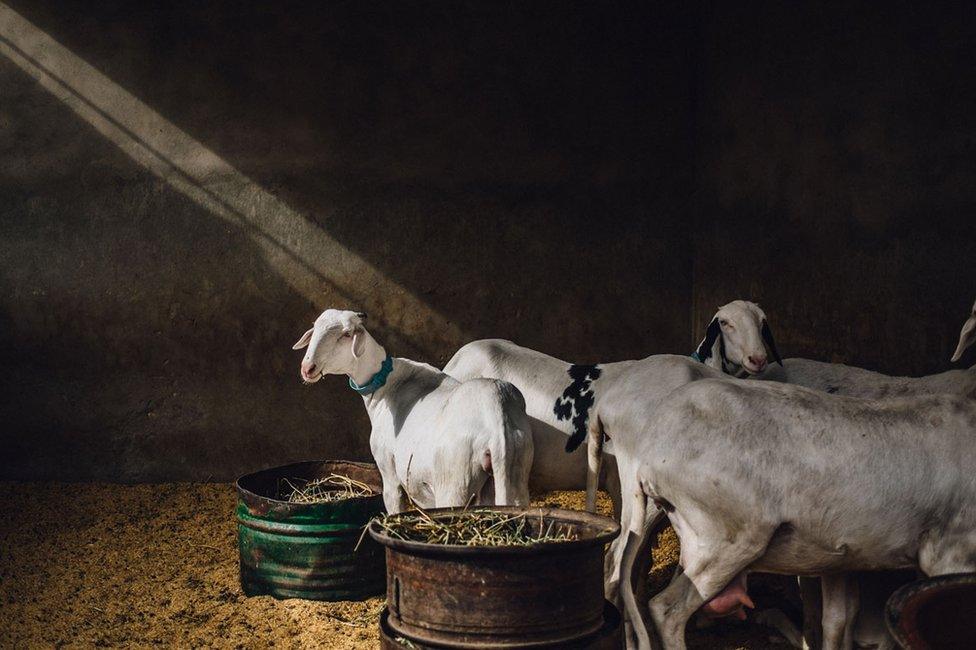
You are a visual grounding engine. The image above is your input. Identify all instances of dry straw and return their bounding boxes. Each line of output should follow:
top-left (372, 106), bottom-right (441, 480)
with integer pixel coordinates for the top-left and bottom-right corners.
top-left (279, 474), bottom-right (376, 504)
top-left (371, 506), bottom-right (580, 547)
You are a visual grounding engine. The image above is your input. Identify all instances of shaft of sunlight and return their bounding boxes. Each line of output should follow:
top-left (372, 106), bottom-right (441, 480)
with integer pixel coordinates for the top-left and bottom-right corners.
top-left (0, 2), bottom-right (463, 346)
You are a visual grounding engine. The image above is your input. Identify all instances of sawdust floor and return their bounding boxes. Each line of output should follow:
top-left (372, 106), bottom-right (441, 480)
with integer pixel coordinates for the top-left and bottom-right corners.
top-left (0, 483), bottom-right (790, 649)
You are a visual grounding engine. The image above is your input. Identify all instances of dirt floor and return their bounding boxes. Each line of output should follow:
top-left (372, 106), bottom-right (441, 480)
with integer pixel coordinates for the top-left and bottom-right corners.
top-left (0, 483), bottom-right (791, 648)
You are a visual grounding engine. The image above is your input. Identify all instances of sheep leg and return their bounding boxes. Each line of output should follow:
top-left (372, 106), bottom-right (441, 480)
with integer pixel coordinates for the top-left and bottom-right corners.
top-left (585, 415), bottom-right (605, 513)
top-left (382, 483), bottom-right (407, 514)
top-left (648, 528), bottom-right (770, 650)
top-left (604, 460), bottom-right (623, 521)
top-left (623, 506), bottom-right (666, 649)
top-left (376, 457), bottom-right (407, 514)
top-left (487, 441), bottom-right (532, 506)
top-left (477, 478), bottom-right (495, 506)
top-left (800, 576), bottom-right (823, 649)
top-left (820, 573), bottom-right (858, 650)
top-left (755, 607), bottom-right (804, 648)
top-left (433, 467), bottom-right (487, 509)
top-left (607, 466), bottom-right (638, 604)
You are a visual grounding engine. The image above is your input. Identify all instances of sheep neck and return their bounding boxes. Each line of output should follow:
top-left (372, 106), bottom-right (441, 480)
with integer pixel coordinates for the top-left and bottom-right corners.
top-left (347, 332), bottom-right (388, 387)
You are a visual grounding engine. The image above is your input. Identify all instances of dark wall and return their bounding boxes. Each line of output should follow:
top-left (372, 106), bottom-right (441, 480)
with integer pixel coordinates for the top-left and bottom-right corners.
top-left (692, 2), bottom-right (976, 375)
top-left (3, 2), bottom-right (974, 482)
top-left (0, 2), bottom-right (695, 481)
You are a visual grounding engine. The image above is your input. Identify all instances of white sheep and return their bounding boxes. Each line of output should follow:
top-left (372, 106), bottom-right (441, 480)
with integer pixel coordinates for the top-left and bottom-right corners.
top-left (599, 300), bottom-right (976, 648)
top-left (444, 300), bottom-right (780, 506)
top-left (692, 300), bottom-right (783, 376)
top-left (614, 378), bottom-right (976, 650)
top-left (443, 300), bottom-right (780, 600)
top-left (756, 298), bottom-right (976, 649)
top-left (758, 298), bottom-right (976, 400)
top-left (293, 309), bottom-right (532, 513)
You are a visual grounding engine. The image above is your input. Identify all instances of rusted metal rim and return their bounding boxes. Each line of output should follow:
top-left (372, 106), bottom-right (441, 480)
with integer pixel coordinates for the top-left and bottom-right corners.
top-left (377, 506), bottom-right (617, 646)
top-left (378, 601), bottom-right (622, 649)
top-left (237, 459), bottom-right (382, 515)
top-left (886, 572), bottom-right (976, 649)
top-left (368, 506), bottom-right (620, 555)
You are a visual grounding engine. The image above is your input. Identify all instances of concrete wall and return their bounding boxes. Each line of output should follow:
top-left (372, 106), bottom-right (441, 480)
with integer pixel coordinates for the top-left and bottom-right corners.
top-left (692, 2), bottom-right (976, 376)
top-left (3, 2), bottom-right (974, 482)
top-left (0, 2), bottom-right (695, 481)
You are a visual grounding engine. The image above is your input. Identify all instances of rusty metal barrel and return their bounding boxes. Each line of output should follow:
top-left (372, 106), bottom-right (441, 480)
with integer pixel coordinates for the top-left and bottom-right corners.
top-left (378, 602), bottom-right (622, 649)
top-left (368, 506), bottom-right (620, 648)
top-left (236, 460), bottom-right (385, 601)
top-left (886, 572), bottom-right (976, 649)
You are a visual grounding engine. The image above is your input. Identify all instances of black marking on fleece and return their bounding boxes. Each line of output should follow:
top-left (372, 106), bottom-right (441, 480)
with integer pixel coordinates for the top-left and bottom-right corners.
top-left (761, 319), bottom-right (784, 366)
top-left (696, 317), bottom-right (735, 374)
top-left (555, 364), bottom-right (602, 453)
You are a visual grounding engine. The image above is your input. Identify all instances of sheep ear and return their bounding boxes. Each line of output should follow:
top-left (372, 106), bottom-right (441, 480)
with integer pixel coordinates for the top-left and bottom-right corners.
top-left (761, 319), bottom-right (784, 366)
top-left (292, 328), bottom-right (313, 350)
top-left (950, 313), bottom-right (976, 363)
top-left (695, 318), bottom-right (721, 361)
top-left (351, 329), bottom-right (366, 360)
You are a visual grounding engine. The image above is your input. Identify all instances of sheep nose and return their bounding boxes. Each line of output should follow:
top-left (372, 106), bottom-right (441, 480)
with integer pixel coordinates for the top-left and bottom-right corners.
top-left (748, 355), bottom-right (767, 371)
top-left (302, 360), bottom-right (317, 376)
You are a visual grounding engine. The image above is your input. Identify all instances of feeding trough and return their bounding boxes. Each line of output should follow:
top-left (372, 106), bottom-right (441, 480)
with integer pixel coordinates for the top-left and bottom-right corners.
top-left (368, 506), bottom-right (620, 648)
top-left (378, 601), bottom-right (622, 649)
top-left (885, 572), bottom-right (976, 649)
top-left (236, 460), bottom-right (385, 601)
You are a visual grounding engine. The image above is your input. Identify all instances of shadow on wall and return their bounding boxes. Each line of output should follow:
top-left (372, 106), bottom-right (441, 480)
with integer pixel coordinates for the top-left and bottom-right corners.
top-left (0, 2), bottom-right (696, 481)
top-left (0, 0), bottom-right (697, 364)
top-left (0, 0), bottom-right (702, 362)
top-left (0, 2), bottom-right (465, 356)
top-left (0, 3), bottom-right (455, 481)
top-left (0, 84), bottom-right (352, 481)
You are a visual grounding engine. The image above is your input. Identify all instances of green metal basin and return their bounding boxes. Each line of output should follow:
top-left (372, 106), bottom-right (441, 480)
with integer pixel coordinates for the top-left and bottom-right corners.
top-left (236, 459), bottom-right (386, 601)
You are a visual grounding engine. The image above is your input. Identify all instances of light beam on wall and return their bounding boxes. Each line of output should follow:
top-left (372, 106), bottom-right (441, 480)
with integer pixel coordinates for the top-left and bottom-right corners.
top-left (0, 2), bottom-right (464, 351)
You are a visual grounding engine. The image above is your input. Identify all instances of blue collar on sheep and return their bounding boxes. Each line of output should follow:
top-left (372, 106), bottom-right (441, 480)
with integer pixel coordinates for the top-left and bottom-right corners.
top-left (348, 355), bottom-right (395, 395)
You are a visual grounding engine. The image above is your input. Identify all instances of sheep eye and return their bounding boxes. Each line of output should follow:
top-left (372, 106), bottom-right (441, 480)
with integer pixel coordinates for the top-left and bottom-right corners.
top-left (719, 319), bottom-right (729, 327)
